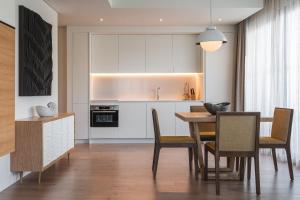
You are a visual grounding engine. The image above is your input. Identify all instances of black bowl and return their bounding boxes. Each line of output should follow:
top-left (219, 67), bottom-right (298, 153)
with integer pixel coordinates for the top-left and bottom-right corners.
top-left (204, 102), bottom-right (230, 115)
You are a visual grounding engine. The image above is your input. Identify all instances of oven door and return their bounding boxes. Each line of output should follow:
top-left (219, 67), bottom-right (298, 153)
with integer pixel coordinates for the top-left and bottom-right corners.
top-left (90, 110), bottom-right (119, 127)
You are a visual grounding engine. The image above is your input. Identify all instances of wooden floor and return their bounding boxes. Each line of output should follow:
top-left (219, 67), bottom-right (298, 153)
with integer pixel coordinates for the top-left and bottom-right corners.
top-left (1, 144), bottom-right (300, 200)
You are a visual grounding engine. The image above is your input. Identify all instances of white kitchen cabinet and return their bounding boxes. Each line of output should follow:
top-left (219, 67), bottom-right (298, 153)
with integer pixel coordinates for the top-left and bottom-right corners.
top-left (175, 101), bottom-right (203, 136)
top-left (73, 103), bottom-right (89, 140)
top-left (205, 32), bottom-right (236, 106)
top-left (91, 34), bottom-right (118, 73)
top-left (146, 35), bottom-right (172, 73)
top-left (118, 102), bottom-right (147, 138)
top-left (173, 35), bottom-right (201, 73)
top-left (72, 32), bottom-right (89, 103)
top-left (119, 35), bottom-right (146, 73)
top-left (146, 102), bottom-right (175, 138)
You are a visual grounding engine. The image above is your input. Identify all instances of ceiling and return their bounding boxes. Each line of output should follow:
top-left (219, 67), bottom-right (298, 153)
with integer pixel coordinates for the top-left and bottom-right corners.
top-left (44, 0), bottom-right (264, 26)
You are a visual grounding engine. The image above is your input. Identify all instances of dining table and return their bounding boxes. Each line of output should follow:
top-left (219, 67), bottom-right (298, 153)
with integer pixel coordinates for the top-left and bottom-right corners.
top-left (175, 111), bottom-right (273, 179)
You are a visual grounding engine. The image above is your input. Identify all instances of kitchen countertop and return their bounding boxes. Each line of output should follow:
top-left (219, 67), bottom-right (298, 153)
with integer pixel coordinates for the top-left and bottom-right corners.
top-left (90, 99), bottom-right (204, 103)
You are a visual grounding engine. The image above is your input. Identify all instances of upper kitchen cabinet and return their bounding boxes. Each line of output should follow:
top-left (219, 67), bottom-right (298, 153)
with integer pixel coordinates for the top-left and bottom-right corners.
top-left (146, 35), bottom-right (172, 73)
top-left (173, 35), bottom-right (201, 73)
top-left (72, 32), bottom-right (89, 104)
top-left (91, 34), bottom-right (118, 73)
top-left (119, 35), bottom-right (146, 73)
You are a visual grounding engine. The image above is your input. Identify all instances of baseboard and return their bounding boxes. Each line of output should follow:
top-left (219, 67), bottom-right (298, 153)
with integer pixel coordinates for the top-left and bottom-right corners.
top-left (89, 138), bottom-right (154, 144)
top-left (75, 139), bottom-right (89, 144)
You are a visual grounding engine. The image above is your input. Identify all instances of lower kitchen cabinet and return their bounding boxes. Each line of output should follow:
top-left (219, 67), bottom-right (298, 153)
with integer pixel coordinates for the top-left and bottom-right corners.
top-left (73, 103), bottom-right (89, 140)
top-left (89, 101), bottom-right (203, 140)
top-left (146, 102), bottom-right (175, 138)
top-left (118, 102), bottom-right (147, 138)
top-left (11, 113), bottom-right (75, 183)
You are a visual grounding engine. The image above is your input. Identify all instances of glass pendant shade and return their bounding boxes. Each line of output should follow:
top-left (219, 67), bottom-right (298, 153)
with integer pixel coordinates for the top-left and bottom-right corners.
top-left (197, 26), bottom-right (227, 52)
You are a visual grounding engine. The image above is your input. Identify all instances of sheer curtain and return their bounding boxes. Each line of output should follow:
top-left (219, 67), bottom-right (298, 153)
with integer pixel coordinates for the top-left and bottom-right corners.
top-left (245, 0), bottom-right (300, 166)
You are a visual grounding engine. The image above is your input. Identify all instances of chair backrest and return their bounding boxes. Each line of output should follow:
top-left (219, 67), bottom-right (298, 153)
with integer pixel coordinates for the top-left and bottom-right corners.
top-left (190, 106), bottom-right (215, 132)
top-left (152, 109), bottom-right (161, 144)
top-left (216, 112), bottom-right (260, 153)
top-left (271, 108), bottom-right (293, 143)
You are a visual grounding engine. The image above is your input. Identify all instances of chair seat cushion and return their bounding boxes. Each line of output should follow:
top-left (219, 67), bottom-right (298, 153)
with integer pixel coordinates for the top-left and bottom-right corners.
top-left (199, 131), bottom-right (215, 141)
top-left (160, 136), bottom-right (195, 144)
top-left (259, 136), bottom-right (286, 145)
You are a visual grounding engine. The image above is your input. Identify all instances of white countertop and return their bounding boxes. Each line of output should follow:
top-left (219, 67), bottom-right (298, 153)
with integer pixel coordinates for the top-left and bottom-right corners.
top-left (90, 99), bottom-right (204, 103)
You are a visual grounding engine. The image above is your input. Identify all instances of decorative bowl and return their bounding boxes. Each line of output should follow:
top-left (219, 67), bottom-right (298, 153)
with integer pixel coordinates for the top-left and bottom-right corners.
top-left (204, 102), bottom-right (230, 115)
top-left (36, 106), bottom-right (56, 117)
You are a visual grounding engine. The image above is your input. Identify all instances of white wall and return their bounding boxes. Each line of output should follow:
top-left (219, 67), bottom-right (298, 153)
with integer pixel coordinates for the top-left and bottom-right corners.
top-left (0, 0), bottom-right (58, 192)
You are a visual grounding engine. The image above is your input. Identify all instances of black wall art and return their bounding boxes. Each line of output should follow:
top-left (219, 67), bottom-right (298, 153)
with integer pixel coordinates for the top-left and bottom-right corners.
top-left (19, 6), bottom-right (53, 96)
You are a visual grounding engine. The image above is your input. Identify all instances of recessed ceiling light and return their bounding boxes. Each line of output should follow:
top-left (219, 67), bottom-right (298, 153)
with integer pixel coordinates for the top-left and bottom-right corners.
top-left (99, 18), bottom-right (104, 22)
top-left (159, 18), bottom-right (163, 22)
top-left (218, 18), bottom-right (222, 22)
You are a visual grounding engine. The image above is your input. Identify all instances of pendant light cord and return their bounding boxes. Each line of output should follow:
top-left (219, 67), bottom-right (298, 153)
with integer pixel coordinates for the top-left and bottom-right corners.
top-left (210, 0), bottom-right (213, 26)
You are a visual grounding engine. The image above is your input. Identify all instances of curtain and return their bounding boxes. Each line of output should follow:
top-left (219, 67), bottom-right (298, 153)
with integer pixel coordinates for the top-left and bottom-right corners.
top-left (234, 21), bottom-right (246, 111)
top-left (245, 0), bottom-right (300, 166)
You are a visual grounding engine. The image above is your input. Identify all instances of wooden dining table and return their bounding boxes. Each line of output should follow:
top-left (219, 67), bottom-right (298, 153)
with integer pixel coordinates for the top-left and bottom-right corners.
top-left (175, 112), bottom-right (273, 178)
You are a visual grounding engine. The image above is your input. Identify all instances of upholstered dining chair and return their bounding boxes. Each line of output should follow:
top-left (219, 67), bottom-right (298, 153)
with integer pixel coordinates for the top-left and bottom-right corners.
top-left (204, 112), bottom-right (261, 195)
top-left (151, 109), bottom-right (197, 178)
top-left (247, 108), bottom-right (294, 180)
top-left (190, 106), bottom-right (216, 141)
top-left (190, 106), bottom-right (236, 174)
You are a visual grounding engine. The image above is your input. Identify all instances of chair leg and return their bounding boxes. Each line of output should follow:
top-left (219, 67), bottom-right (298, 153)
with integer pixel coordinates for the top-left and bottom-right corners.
top-left (247, 157), bottom-right (252, 180)
top-left (188, 147), bottom-right (193, 172)
top-left (152, 144), bottom-right (157, 171)
top-left (239, 157), bottom-right (245, 181)
top-left (193, 147), bottom-right (199, 180)
top-left (254, 155), bottom-right (261, 195)
top-left (215, 154), bottom-right (220, 195)
top-left (286, 147), bottom-right (294, 181)
top-left (153, 146), bottom-right (160, 178)
top-left (271, 148), bottom-right (278, 172)
top-left (204, 145), bottom-right (208, 181)
top-left (235, 157), bottom-right (240, 172)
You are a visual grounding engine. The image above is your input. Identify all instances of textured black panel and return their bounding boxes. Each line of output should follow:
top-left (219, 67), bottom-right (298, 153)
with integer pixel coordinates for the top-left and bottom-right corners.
top-left (19, 6), bottom-right (53, 96)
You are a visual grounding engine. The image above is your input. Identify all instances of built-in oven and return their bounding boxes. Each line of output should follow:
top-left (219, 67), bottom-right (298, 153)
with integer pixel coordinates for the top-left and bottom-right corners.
top-left (90, 105), bottom-right (119, 127)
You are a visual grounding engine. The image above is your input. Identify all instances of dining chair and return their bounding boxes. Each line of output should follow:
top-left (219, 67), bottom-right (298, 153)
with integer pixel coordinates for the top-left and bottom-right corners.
top-left (190, 106), bottom-right (216, 141)
top-left (204, 112), bottom-right (261, 195)
top-left (191, 106), bottom-right (236, 173)
top-left (151, 109), bottom-right (197, 178)
top-left (247, 107), bottom-right (294, 180)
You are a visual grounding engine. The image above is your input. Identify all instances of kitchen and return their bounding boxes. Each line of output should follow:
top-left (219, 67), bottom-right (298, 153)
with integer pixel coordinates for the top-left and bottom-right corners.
top-left (67, 29), bottom-right (235, 143)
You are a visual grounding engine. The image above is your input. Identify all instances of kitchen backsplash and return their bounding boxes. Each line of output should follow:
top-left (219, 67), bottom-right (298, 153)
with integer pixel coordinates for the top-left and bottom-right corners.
top-left (90, 73), bottom-right (204, 101)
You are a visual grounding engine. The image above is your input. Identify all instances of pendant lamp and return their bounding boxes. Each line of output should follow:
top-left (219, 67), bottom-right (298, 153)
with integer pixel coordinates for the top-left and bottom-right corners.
top-left (196, 0), bottom-right (227, 52)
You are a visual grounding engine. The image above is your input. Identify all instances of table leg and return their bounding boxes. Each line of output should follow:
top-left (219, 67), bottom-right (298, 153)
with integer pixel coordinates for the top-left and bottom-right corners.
top-left (192, 122), bottom-right (205, 178)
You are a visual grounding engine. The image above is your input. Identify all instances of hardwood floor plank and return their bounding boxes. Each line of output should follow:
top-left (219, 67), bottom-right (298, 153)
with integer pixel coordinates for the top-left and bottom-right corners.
top-left (1, 144), bottom-right (300, 200)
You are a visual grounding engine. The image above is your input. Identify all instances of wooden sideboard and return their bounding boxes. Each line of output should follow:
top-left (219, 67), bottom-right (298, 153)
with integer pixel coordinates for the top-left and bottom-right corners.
top-left (11, 113), bottom-right (75, 183)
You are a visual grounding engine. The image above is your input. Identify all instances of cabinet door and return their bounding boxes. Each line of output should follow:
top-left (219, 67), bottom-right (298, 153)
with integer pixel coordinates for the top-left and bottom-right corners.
top-left (175, 102), bottom-right (203, 136)
top-left (72, 32), bottom-right (89, 103)
top-left (205, 32), bottom-right (236, 105)
top-left (118, 102), bottom-right (146, 138)
top-left (43, 122), bottom-right (53, 167)
top-left (52, 120), bottom-right (63, 159)
top-left (91, 35), bottom-right (118, 73)
top-left (119, 35), bottom-right (145, 73)
top-left (73, 103), bottom-right (89, 140)
top-left (146, 35), bottom-right (172, 73)
top-left (146, 102), bottom-right (175, 138)
top-left (173, 35), bottom-right (200, 73)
